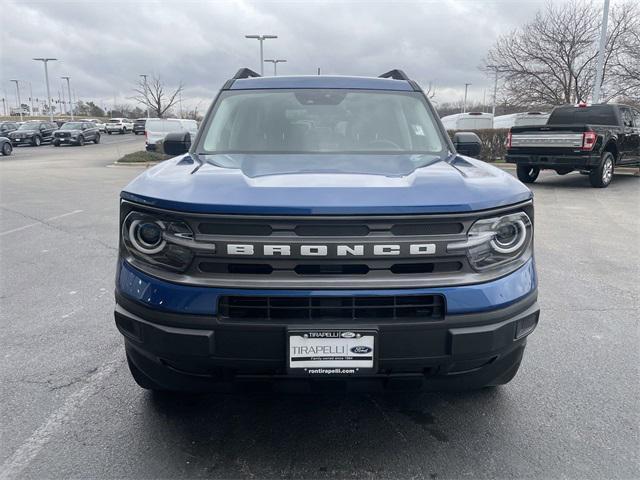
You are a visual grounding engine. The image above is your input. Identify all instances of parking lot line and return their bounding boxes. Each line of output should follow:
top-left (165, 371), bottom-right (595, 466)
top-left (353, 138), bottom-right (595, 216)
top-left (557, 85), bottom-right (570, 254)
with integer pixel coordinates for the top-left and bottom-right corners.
top-left (0, 359), bottom-right (121, 480)
top-left (0, 209), bottom-right (83, 237)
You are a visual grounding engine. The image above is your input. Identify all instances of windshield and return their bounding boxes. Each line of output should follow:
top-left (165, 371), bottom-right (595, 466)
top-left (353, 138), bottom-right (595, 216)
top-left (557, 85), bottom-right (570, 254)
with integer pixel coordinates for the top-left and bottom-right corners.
top-left (200, 89), bottom-right (446, 156)
top-left (18, 122), bottom-right (40, 130)
top-left (61, 122), bottom-right (83, 130)
top-left (548, 106), bottom-right (618, 125)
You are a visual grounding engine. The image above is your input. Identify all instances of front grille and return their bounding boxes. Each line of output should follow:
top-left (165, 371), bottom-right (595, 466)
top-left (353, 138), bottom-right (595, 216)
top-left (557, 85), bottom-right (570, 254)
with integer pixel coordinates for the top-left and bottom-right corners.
top-left (218, 294), bottom-right (445, 322)
top-left (121, 200), bottom-right (532, 289)
top-left (183, 214), bottom-right (477, 288)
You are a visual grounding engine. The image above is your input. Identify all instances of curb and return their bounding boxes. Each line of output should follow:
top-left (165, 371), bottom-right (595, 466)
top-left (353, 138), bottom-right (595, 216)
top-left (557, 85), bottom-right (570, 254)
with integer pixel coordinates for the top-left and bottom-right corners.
top-left (108, 162), bottom-right (161, 168)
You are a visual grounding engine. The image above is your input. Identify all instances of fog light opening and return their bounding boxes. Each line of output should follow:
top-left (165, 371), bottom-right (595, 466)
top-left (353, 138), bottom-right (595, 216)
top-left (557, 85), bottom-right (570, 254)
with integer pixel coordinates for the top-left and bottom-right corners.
top-left (515, 312), bottom-right (539, 339)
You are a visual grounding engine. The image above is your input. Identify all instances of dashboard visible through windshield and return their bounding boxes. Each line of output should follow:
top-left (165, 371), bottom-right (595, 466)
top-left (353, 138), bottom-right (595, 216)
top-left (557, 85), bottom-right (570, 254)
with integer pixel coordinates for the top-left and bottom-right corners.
top-left (199, 89), bottom-right (447, 158)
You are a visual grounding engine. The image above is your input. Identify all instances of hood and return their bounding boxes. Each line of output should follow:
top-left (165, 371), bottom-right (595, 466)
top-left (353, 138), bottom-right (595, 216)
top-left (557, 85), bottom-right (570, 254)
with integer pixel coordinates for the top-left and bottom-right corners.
top-left (10, 130), bottom-right (36, 135)
top-left (121, 154), bottom-right (532, 215)
top-left (54, 129), bottom-right (80, 134)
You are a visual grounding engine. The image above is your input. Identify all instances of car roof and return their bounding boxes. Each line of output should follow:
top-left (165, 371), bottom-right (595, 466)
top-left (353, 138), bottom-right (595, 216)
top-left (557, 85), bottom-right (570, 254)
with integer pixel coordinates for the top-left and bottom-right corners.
top-left (228, 75), bottom-right (415, 92)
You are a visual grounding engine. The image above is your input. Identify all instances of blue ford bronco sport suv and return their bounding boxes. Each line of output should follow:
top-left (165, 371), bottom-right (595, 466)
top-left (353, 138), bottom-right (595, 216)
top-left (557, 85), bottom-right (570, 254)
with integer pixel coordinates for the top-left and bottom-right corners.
top-left (115, 69), bottom-right (539, 392)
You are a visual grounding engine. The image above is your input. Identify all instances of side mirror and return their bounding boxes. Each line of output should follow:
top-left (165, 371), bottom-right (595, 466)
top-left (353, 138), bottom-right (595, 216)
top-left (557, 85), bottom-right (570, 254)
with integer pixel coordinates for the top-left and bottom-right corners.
top-left (163, 131), bottom-right (191, 156)
top-left (452, 132), bottom-right (482, 157)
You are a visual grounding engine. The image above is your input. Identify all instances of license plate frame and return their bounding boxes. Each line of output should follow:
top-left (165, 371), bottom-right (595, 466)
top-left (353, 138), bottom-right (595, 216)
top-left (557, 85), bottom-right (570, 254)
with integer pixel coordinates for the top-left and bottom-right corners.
top-left (287, 328), bottom-right (378, 377)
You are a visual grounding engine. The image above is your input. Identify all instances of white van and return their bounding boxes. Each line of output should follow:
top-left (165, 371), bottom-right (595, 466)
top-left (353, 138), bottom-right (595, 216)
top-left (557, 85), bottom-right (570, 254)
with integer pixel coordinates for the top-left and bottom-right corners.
top-left (440, 112), bottom-right (494, 130)
top-left (492, 112), bottom-right (550, 129)
top-left (145, 118), bottom-right (199, 151)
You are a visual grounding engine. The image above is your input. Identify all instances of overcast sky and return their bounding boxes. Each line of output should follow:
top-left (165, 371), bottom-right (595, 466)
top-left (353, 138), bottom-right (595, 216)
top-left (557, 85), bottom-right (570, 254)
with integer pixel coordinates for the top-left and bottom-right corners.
top-left (0, 0), bottom-right (608, 113)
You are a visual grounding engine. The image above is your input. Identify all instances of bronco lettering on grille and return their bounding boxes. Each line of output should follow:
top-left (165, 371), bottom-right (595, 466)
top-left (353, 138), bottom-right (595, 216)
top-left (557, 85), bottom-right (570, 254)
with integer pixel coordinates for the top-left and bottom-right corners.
top-left (226, 244), bottom-right (436, 256)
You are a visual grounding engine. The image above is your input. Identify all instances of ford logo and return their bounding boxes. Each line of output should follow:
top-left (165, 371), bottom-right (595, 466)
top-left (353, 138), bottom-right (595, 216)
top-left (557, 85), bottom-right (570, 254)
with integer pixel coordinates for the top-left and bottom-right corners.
top-left (350, 346), bottom-right (372, 354)
top-left (341, 332), bottom-right (357, 338)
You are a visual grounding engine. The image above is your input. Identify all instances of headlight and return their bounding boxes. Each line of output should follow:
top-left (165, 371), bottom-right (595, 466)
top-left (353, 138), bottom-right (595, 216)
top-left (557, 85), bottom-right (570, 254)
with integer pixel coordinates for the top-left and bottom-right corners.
top-left (447, 211), bottom-right (532, 271)
top-left (129, 219), bottom-right (165, 254)
top-left (122, 211), bottom-right (196, 272)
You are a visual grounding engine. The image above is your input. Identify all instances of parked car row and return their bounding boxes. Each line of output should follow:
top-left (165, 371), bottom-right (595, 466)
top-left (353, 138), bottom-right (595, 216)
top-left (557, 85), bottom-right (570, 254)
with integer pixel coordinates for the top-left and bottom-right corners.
top-left (1, 117), bottom-right (201, 157)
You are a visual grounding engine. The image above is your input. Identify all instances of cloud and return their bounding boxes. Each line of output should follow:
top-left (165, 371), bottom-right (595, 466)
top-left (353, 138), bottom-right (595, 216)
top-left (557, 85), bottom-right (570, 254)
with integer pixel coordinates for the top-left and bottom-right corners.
top-left (1, 0), bottom-right (578, 110)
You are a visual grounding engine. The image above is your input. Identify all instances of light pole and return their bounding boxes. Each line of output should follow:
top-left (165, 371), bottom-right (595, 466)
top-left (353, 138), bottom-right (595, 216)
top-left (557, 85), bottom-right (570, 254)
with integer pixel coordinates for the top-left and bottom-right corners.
top-left (33, 58), bottom-right (57, 121)
top-left (61, 76), bottom-right (73, 120)
top-left (592, 0), bottom-right (610, 104)
top-left (245, 34), bottom-right (278, 75)
top-left (10, 80), bottom-right (23, 121)
top-left (139, 74), bottom-right (150, 118)
top-left (28, 81), bottom-right (34, 116)
top-left (463, 83), bottom-right (472, 113)
top-left (264, 59), bottom-right (287, 76)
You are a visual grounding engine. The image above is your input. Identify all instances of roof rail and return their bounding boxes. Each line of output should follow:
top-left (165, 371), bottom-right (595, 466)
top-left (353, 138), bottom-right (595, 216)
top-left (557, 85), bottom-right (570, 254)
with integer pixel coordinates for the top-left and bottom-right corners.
top-left (233, 68), bottom-right (261, 80)
top-left (378, 69), bottom-right (411, 81)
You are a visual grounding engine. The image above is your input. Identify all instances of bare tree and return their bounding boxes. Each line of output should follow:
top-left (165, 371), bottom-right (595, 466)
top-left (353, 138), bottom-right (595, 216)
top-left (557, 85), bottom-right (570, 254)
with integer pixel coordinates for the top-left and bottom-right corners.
top-left (132, 75), bottom-right (184, 118)
top-left (183, 100), bottom-right (204, 121)
top-left (484, 0), bottom-right (639, 106)
top-left (609, 13), bottom-right (640, 101)
top-left (422, 81), bottom-right (436, 99)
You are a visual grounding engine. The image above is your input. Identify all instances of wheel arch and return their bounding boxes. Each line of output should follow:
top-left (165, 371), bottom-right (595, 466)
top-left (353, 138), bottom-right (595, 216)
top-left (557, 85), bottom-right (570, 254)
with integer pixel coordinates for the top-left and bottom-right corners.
top-left (602, 140), bottom-right (618, 162)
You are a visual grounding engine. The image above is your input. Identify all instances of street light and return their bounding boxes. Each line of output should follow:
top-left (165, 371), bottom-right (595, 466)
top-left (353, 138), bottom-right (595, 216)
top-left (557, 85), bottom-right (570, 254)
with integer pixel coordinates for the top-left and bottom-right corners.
top-left (486, 65), bottom-right (503, 116)
top-left (61, 76), bottom-right (73, 120)
top-left (33, 58), bottom-right (57, 121)
top-left (245, 34), bottom-right (278, 75)
top-left (139, 74), bottom-right (150, 118)
top-left (462, 83), bottom-right (472, 113)
top-left (10, 80), bottom-right (23, 121)
top-left (592, 0), bottom-right (610, 103)
top-left (264, 59), bottom-right (287, 76)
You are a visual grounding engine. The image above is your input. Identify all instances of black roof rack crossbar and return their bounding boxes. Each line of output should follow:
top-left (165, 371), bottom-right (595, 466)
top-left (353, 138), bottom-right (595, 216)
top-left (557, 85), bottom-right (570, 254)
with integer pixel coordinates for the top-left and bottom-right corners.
top-left (233, 68), bottom-right (261, 80)
top-left (378, 69), bottom-right (411, 81)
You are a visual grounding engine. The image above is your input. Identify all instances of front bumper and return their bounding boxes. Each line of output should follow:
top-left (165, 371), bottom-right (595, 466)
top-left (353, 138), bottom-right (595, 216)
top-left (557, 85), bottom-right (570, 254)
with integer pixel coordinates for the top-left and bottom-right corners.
top-left (115, 260), bottom-right (539, 391)
top-left (10, 137), bottom-right (32, 145)
top-left (54, 136), bottom-right (79, 144)
top-left (506, 152), bottom-right (600, 169)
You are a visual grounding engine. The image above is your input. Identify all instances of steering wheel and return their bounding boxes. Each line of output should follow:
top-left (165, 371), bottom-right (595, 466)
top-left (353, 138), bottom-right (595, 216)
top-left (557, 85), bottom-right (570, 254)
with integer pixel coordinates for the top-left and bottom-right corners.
top-left (367, 139), bottom-right (401, 150)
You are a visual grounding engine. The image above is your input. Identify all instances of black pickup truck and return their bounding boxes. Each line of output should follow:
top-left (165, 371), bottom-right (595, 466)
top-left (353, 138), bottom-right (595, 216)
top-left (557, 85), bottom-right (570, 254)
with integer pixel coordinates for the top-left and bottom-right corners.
top-left (506, 104), bottom-right (640, 188)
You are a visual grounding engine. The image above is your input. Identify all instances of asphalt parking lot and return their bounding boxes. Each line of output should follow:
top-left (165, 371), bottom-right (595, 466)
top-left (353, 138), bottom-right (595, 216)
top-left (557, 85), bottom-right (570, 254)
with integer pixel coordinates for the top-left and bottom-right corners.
top-left (1, 141), bottom-right (638, 479)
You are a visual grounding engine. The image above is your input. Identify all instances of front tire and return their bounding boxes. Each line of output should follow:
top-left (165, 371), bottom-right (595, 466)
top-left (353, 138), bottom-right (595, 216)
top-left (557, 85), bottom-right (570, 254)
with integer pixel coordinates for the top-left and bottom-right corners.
top-left (32, 135), bottom-right (42, 147)
top-left (1, 142), bottom-right (12, 156)
top-left (77, 136), bottom-right (85, 146)
top-left (517, 165), bottom-right (540, 184)
top-left (107, 130), bottom-right (112, 135)
top-left (589, 152), bottom-right (614, 188)
top-left (94, 134), bottom-right (101, 144)
top-left (53, 140), bottom-right (60, 147)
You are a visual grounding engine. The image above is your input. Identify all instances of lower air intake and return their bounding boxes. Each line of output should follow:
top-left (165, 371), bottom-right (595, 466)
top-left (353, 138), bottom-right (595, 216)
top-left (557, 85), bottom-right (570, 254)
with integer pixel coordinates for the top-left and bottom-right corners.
top-left (217, 294), bottom-right (445, 322)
